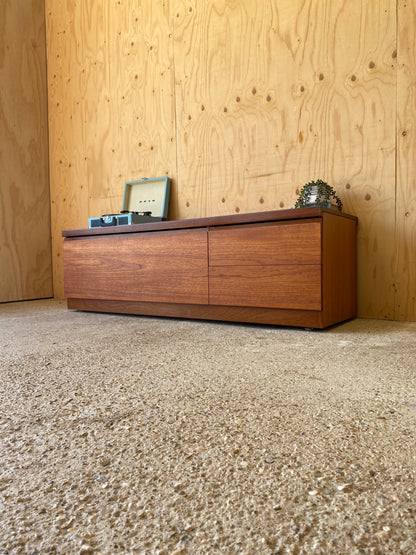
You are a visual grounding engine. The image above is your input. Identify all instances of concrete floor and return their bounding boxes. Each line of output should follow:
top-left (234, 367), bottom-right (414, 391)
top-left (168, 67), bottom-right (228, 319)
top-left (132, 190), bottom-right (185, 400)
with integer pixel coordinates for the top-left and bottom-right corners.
top-left (0, 299), bottom-right (415, 553)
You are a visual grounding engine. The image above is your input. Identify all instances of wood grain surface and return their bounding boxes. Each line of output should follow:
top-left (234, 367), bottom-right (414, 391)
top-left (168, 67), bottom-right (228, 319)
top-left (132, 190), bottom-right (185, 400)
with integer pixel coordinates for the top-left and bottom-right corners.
top-left (44, 0), bottom-right (416, 321)
top-left (63, 229), bottom-right (209, 304)
top-left (46, 0), bottom-right (176, 298)
top-left (63, 209), bottom-right (358, 326)
top-left (396, 0), bottom-right (416, 320)
top-left (321, 212), bottom-right (357, 327)
top-left (67, 298), bottom-right (327, 328)
top-left (0, 0), bottom-right (52, 302)
top-left (209, 221), bottom-right (321, 266)
top-left (173, 0), bottom-right (396, 319)
top-left (209, 265), bottom-right (322, 311)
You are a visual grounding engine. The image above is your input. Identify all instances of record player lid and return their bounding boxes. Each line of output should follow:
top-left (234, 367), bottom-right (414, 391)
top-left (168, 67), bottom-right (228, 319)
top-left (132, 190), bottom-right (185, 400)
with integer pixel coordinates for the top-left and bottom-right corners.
top-left (122, 176), bottom-right (171, 220)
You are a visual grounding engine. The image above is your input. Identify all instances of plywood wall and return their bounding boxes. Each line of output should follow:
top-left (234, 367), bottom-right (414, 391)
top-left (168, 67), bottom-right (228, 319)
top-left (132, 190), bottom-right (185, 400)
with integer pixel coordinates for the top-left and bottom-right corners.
top-left (46, 1), bottom-right (176, 297)
top-left (46, 0), bottom-right (416, 322)
top-left (174, 0), bottom-right (397, 320)
top-left (0, 0), bottom-right (52, 302)
top-left (396, 0), bottom-right (416, 320)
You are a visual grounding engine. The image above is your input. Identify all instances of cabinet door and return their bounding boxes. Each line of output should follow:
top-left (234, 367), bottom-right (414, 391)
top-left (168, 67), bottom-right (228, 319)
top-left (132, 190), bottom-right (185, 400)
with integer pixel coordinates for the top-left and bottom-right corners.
top-left (209, 221), bottom-right (322, 310)
top-left (64, 229), bottom-right (208, 304)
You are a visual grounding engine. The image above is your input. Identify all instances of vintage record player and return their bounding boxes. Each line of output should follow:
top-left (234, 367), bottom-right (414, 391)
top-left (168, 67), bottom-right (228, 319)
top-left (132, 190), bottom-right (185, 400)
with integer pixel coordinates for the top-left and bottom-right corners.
top-left (88, 176), bottom-right (171, 228)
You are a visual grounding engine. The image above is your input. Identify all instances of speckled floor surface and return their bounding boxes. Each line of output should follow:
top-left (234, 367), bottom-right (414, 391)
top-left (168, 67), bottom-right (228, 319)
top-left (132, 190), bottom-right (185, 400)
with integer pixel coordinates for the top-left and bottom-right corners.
top-left (0, 299), bottom-right (415, 554)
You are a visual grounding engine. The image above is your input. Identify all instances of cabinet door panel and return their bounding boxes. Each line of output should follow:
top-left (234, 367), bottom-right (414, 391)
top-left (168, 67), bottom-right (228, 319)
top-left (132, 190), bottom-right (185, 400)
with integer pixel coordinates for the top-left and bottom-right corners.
top-left (209, 221), bottom-right (321, 266)
top-left (64, 229), bottom-right (208, 304)
top-left (209, 265), bottom-right (322, 310)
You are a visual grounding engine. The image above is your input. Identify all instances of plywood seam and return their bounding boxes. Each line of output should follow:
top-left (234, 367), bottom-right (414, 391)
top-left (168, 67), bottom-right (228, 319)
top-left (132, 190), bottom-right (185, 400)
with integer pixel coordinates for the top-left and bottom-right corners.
top-left (44, 0), bottom-right (55, 300)
top-left (171, 7), bottom-right (180, 211)
top-left (394, 0), bottom-right (398, 320)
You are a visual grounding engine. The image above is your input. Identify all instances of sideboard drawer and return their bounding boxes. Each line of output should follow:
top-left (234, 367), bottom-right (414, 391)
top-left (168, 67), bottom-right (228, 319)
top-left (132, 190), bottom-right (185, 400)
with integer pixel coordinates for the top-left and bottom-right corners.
top-left (209, 220), bottom-right (321, 267)
top-left (63, 229), bottom-right (209, 304)
top-left (209, 264), bottom-right (321, 310)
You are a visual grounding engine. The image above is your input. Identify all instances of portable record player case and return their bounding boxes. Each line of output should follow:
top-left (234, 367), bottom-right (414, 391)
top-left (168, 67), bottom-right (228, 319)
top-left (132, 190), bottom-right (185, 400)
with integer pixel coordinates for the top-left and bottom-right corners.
top-left (88, 176), bottom-right (171, 228)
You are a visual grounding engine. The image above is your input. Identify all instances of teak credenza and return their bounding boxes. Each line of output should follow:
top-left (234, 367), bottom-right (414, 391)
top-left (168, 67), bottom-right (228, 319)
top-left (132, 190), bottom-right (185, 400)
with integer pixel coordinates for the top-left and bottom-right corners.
top-left (62, 207), bottom-right (357, 329)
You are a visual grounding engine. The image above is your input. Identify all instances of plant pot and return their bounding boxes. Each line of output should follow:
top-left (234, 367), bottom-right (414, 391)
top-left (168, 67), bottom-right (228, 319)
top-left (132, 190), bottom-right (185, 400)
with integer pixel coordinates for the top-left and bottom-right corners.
top-left (294, 180), bottom-right (343, 211)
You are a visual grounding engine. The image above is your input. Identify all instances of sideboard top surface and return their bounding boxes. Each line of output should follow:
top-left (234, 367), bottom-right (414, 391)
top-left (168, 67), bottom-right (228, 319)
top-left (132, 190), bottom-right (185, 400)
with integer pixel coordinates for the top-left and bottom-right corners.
top-left (62, 207), bottom-right (357, 238)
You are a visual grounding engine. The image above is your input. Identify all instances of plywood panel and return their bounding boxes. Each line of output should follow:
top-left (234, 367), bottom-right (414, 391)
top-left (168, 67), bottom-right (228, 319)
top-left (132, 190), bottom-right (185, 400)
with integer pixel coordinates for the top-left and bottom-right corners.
top-left (47, 0), bottom-right (416, 322)
top-left (173, 0), bottom-right (396, 319)
top-left (0, 0), bottom-right (52, 302)
top-left (395, 0), bottom-right (416, 321)
top-left (46, 0), bottom-right (176, 298)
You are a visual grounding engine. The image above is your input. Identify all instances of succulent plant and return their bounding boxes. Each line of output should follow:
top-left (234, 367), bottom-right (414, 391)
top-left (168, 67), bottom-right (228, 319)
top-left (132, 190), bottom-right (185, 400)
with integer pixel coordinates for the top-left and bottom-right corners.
top-left (294, 179), bottom-right (343, 211)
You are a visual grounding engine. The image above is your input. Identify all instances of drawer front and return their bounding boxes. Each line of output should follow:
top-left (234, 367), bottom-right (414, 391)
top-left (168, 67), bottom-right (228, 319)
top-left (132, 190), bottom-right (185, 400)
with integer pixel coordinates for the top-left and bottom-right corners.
top-left (209, 265), bottom-right (322, 310)
top-left (209, 221), bottom-right (321, 266)
top-left (63, 229), bottom-right (208, 304)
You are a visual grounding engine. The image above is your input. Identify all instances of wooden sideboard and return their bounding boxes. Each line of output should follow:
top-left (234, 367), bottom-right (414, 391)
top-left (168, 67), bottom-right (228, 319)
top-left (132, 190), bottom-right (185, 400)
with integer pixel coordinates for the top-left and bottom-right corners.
top-left (62, 207), bottom-right (357, 328)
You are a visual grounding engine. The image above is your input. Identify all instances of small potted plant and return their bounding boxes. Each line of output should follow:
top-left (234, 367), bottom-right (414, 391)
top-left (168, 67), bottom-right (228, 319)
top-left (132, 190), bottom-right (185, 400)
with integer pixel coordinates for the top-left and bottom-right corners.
top-left (294, 179), bottom-right (343, 211)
